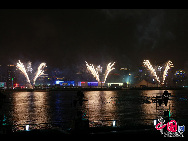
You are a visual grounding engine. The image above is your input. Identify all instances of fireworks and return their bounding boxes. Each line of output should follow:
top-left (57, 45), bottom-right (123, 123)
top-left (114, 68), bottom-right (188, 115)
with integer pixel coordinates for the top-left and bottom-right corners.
top-left (143, 60), bottom-right (160, 83)
top-left (16, 60), bottom-right (46, 86)
top-left (16, 60), bottom-right (31, 83)
top-left (33, 63), bottom-right (46, 85)
top-left (143, 60), bottom-right (174, 85)
top-left (85, 61), bottom-right (115, 83)
top-left (162, 60), bottom-right (173, 85)
top-left (103, 62), bottom-right (115, 83)
top-left (85, 61), bottom-right (100, 82)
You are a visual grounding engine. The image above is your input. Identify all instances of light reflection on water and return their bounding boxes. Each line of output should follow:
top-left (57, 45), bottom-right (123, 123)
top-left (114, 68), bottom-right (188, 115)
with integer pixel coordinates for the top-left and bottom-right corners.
top-left (140, 90), bottom-right (175, 125)
top-left (11, 92), bottom-right (49, 131)
top-left (1, 90), bottom-right (188, 131)
top-left (84, 91), bottom-right (117, 127)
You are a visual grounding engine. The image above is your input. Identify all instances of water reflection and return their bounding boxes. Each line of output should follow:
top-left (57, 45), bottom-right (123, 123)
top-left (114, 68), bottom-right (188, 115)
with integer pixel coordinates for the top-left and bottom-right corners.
top-left (3, 90), bottom-right (186, 131)
top-left (12, 92), bottom-right (49, 131)
top-left (84, 91), bottom-right (117, 127)
top-left (140, 90), bottom-right (175, 125)
top-left (84, 90), bottom-right (177, 127)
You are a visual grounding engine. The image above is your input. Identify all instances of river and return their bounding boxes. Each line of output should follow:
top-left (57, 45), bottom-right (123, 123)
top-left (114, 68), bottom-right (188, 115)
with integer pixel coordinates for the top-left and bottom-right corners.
top-left (1, 90), bottom-right (188, 133)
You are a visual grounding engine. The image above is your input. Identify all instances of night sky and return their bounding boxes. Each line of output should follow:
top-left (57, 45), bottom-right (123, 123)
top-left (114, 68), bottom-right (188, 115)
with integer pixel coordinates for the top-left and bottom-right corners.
top-left (0, 9), bottom-right (188, 71)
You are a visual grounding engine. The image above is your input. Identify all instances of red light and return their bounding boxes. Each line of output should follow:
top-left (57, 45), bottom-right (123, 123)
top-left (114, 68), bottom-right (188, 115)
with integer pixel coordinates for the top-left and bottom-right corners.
top-left (14, 83), bottom-right (19, 87)
top-left (81, 82), bottom-right (85, 84)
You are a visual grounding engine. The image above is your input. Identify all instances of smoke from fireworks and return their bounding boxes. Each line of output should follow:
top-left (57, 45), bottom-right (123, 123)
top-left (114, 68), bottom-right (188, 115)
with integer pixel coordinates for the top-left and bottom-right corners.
top-left (16, 60), bottom-right (31, 83)
top-left (33, 63), bottom-right (46, 85)
top-left (85, 61), bottom-right (115, 83)
top-left (27, 61), bottom-right (33, 73)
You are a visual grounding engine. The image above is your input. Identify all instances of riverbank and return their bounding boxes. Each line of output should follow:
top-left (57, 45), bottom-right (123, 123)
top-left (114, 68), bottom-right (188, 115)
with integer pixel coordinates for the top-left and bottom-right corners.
top-left (1, 86), bottom-right (186, 92)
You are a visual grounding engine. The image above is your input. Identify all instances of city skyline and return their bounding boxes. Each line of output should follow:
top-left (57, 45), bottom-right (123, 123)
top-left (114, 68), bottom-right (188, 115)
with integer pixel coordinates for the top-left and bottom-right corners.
top-left (0, 59), bottom-right (186, 88)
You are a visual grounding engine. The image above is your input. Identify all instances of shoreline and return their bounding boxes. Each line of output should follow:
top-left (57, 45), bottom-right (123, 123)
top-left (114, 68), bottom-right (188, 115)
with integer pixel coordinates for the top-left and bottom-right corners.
top-left (2, 87), bottom-right (187, 92)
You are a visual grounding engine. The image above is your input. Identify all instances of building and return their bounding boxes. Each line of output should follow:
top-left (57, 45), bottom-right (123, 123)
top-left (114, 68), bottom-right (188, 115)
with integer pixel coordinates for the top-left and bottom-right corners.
top-left (134, 79), bottom-right (159, 88)
top-left (78, 81), bottom-right (88, 87)
top-left (77, 81), bottom-right (105, 87)
top-left (0, 82), bottom-right (6, 89)
top-left (6, 64), bottom-right (17, 89)
top-left (107, 82), bottom-right (127, 88)
top-left (174, 70), bottom-right (186, 86)
top-left (35, 73), bottom-right (49, 85)
top-left (55, 80), bottom-right (75, 86)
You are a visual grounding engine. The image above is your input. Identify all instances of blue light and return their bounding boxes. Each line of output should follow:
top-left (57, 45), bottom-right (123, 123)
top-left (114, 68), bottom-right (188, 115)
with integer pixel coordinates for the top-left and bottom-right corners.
top-left (88, 82), bottom-right (98, 86)
top-left (55, 81), bottom-right (74, 86)
top-left (55, 81), bottom-right (60, 84)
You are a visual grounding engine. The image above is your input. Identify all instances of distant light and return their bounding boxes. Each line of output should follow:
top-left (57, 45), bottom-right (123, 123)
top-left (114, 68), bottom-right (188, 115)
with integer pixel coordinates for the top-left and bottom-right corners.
top-left (154, 119), bottom-right (157, 126)
top-left (113, 120), bottom-right (116, 127)
top-left (26, 125), bottom-right (29, 131)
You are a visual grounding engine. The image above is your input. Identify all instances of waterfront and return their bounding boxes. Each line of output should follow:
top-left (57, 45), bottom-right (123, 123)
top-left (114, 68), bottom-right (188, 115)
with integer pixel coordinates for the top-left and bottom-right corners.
top-left (1, 90), bottom-right (188, 135)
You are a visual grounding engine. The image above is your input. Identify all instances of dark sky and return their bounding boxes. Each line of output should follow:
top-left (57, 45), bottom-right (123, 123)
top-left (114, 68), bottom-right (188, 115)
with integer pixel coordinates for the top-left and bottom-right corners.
top-left (0, 9), bottom-right (188, 71)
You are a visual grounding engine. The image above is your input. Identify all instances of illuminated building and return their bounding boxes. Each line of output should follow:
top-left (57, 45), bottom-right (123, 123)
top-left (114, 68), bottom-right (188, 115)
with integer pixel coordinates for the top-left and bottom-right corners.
top-left (78, 81), bottom-right (88, 87)
top-left (77, 81), bottom-right (104, 87)
top-left (7, 64), bottom-right (16, 89)
top-left (0, 82), bottom-right (6, 89)
top-left (174, 70), bottom-right (186, 86)
top-left (88, 82), bottom-right (99, 87)
top-left (55, 80), bottom-right (74, 86)
top-left (119, 67), bottom-right (133, 85)
top-left (107, 83), bottom-right (124, 87)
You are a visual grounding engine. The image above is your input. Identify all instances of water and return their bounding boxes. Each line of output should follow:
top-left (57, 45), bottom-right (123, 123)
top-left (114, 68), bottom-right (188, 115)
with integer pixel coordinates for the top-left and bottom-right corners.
top-left (1, 90), bottom-right (188, 132)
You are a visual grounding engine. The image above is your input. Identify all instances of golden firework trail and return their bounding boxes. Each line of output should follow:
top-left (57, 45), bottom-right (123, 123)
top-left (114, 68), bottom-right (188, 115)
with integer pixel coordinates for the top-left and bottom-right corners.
top-left (16, 60), bottom-right (31, 83)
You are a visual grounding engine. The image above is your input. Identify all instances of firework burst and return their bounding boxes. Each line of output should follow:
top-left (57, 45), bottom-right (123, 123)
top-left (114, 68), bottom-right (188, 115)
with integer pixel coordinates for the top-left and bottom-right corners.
top-left (33, 63), bottom-right (46, 85)
top-left (85, 61), bottom-right (115, 83)
top-left (103, 62), bottom-right (115, 83)
top-left (16, 60), bottom-right (46, 86)
top-left (16, 60), bottom-right (31, 83)
top-left (143, 60), bottom-right (160, 83)
top-left (143, 60), bottom-right (174, 85)
top-left (162, 60), bottom-right (173, 84)
top-left (85, 61), bottom-right (100, 82)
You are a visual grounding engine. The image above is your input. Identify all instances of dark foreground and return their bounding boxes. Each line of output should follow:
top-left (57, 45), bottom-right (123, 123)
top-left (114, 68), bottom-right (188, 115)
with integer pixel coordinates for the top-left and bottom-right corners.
top-left (2, 122), bottom-right (187, 138)
top-left (1, 126), bottom-right (164, 138)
